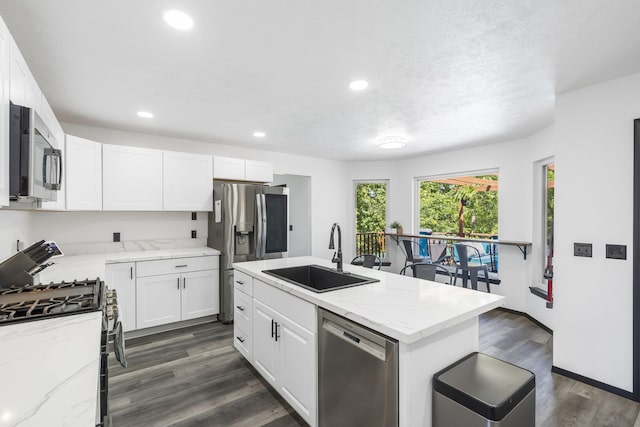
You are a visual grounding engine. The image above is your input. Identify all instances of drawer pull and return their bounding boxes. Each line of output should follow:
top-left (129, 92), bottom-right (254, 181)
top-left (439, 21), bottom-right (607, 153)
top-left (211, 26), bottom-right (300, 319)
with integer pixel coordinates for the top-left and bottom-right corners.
top-left (236, 305), bottom-right (245, 312)
top-left (175, 264), bottom-right (188, 268)
top-left (236, 336), bottom-right (245, 343)
top-left (236, 280), bottom-right (245, 285)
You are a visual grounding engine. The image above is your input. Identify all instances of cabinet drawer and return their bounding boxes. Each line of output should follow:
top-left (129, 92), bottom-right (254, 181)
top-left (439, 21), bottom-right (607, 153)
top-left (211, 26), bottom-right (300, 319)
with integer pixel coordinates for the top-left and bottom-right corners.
top-left (234, 325), bottom-right (252, 361)
top-left (137, 256), bottom-right (219, 277)
top-left (253, 279), bottom-right (316, 332)
top-left (233, 270), bottom-right (253, 296)
top-left (234, 289), bottom-right (252, 332)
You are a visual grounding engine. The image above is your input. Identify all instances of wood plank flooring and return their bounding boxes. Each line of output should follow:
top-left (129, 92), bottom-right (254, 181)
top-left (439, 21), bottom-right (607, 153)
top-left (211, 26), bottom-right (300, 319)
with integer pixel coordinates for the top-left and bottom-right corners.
top-left (109, 309), bottom-right (640, 426)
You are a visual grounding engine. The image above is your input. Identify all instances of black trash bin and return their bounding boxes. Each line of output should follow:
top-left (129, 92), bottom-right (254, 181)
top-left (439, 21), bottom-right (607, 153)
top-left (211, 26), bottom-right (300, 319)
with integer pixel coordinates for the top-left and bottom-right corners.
top-left (433, 352), bottom-right (535, 426)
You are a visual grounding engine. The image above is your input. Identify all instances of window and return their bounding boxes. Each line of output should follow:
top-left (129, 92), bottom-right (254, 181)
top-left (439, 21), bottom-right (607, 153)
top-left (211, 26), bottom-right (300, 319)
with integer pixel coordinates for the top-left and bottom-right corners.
top-left (543, 163), bottom-right (555, 273)
top-left (418, 174), bottom-right (498, 237)
top-left (354, 181), bottom-right (388, 258)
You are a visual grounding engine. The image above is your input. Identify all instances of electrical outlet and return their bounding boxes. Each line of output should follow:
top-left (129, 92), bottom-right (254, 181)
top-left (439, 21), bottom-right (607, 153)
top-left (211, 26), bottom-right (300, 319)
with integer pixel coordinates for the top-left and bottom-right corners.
top-left (606, 244), bottom-right (626, 260)
top-left (191, 212), bottom-right (197, 220)
top-left (574, 243), bottom-right (592, 257)
top-left (191, 230), bottom-right (197, 239)
top-left (113, 232), bottom-right (121, 242)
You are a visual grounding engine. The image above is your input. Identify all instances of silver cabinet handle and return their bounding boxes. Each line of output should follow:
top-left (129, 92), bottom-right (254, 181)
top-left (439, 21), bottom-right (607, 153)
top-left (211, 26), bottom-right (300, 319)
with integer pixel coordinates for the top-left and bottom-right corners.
top-left (175, 264), bottom-right (188, 268)
top-left (236, 305), bottom-right (245, 312)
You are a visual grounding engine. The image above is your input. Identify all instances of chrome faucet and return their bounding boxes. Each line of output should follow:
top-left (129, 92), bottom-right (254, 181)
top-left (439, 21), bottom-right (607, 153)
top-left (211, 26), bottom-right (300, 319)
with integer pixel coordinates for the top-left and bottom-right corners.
top-left (328, 222), bottom-right (343, 272)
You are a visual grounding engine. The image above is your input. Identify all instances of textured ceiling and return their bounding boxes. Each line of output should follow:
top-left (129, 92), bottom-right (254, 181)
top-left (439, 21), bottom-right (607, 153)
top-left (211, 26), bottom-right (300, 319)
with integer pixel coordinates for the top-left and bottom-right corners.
top-left (0, 1), bottom-right (639, 161)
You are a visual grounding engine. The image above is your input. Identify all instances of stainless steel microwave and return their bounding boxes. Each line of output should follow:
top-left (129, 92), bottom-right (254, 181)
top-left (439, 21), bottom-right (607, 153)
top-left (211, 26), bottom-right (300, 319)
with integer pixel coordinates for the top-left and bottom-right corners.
top-left (9, 102), bottom-right (62, 201)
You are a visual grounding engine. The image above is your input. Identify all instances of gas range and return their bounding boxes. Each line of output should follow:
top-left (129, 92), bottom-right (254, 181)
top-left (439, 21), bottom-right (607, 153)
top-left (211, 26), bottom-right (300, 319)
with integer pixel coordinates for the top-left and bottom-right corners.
top-left (0, 278), bottom-right (108, 324)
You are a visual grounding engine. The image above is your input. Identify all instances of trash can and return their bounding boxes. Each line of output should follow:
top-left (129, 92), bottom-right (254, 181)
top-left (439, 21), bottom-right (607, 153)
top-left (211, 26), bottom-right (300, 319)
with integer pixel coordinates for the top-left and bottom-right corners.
top-left (433, 352), bottom-right (535, 427)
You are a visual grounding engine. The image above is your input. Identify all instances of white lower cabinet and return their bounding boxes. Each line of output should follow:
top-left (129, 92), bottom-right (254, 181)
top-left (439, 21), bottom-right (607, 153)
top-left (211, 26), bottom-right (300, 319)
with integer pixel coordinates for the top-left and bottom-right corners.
top-left (235, 274), bottom-right (317, 427)
top-left (136, 273), bottom-right (182, 329)
top-left (181, 269), bottom-right (219, 320)
top-left (105, 262), bottom-right (137, 332)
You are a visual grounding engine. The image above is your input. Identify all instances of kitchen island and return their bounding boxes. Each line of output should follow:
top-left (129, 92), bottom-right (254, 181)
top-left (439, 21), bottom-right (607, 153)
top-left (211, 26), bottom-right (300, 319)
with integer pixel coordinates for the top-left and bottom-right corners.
top-left (233, 256), bottom-right (505, 427)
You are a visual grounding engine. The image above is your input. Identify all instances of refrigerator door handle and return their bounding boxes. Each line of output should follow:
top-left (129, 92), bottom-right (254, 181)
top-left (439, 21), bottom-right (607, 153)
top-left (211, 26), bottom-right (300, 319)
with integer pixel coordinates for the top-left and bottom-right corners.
top-left (256, 193), bottom-right (264, 258)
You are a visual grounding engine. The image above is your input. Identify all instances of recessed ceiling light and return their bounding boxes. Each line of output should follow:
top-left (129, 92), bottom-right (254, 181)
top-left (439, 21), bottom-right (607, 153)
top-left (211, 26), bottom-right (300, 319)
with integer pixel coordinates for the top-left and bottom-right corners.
top-left (377, 136), bottom-right (407, 149)
top-left (137, 111), bottom-right (154, 119)
top-left (349, 80), bottom-right (368, 91)
top-left (253, 131), bottom-right (266, 138)
top-left (163, 10), bottom-right (194, 31)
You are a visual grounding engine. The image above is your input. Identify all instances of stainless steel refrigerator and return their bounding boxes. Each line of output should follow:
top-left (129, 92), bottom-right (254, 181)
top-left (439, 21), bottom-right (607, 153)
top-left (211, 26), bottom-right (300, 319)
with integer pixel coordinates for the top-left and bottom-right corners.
top-left (207, 181), bottom-right (289, 323)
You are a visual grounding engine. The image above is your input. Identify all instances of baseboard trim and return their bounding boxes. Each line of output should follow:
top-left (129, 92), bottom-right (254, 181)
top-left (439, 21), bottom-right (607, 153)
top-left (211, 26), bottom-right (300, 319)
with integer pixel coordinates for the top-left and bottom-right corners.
top-left (551, 366), bottom-right (637, 401)
top-left (495, 307), bottom-right (553, 335)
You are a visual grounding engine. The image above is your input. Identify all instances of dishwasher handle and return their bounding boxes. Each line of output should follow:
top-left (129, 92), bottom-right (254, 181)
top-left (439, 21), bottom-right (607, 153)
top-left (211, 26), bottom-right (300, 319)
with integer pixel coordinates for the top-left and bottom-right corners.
top-left (322, 318), bottom-right (387, 361)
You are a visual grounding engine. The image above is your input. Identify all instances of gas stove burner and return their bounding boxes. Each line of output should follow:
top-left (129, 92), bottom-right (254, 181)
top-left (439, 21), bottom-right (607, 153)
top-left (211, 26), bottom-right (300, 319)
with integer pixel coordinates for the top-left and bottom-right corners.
top-left (0, 278), bottom-right (104, 324)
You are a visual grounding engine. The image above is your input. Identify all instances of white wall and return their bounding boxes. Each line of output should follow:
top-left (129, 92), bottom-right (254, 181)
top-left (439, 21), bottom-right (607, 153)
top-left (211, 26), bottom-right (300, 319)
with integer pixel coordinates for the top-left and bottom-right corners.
top-left (61, 123), bottom-right (351, 259)
top-left (28, 211), bottom-right (208, 245)
top-left (553, 72), bottom-right (640, 392)
top-left (273, 174), bottom-right (312, 257)
top-left (0, 210), bottom-right (32, 260)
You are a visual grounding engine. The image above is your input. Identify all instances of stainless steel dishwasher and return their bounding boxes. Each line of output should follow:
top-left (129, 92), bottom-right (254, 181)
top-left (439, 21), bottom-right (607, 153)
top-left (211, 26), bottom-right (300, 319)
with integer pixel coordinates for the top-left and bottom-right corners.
top-left (318, 308), bottom-right (399, 427)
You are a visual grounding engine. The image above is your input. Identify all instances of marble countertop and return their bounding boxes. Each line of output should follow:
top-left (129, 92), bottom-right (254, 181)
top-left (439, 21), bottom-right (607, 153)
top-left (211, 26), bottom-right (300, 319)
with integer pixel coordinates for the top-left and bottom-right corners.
top-left (233, 256), bottom-right (504, 344)
top-left (37, 244), bottom-right (220, 284)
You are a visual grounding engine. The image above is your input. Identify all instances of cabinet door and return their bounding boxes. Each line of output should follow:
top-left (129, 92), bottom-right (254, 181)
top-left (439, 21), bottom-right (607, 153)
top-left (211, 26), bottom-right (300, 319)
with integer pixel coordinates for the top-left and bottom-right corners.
top-left (65, 135), bottom-right (102, 210)
top-left (245, 160), bottom-right (273, 183)
top-left (103, 144), bottom-right (163, 210)
top-left (213, 156), bottom-right (245, 181)
top-left (181, 269), bottom-right (219, 320)
top-left (136, 274), bottom-right (181, 329)
top-left (163, 151), bottom-right (213, 211)
top-left (279, 319), bottom-right (316, 426)
top-left (105, 262), bottom-right (137, 332)
top-left (0, 18), bottom-right (9, 206)
top-left (252, 299), bottom-right (279, 387)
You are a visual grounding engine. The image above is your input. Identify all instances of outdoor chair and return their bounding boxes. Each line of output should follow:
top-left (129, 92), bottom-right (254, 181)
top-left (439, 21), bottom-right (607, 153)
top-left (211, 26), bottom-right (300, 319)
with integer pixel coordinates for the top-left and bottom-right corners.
top-left (350, 254), bottom-right (382, 269)
top-left (452, 243), bottom-right (491, 292)
top-left (401, 239), bottom-right (431, 268)
top-left (400, 262), bottom-right (453, 285)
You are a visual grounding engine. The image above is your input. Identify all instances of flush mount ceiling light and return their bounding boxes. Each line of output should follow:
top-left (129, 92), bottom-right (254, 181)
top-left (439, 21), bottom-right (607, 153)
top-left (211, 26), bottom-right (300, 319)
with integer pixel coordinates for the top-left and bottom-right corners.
top-left (349, 80), bottom-right (368, 91)
top-left (377, 136), bottom-right (407, 149)
top-left (163, 10), bottom-right (194, 31)
top-left (253, 131), bottom-right (266, 138)
top-left (137, 111), bottom-right (154, 119)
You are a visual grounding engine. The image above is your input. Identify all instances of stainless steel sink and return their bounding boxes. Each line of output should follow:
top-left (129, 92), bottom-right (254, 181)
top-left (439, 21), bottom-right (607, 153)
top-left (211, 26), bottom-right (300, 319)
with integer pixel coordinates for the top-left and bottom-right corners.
top-left (262, 264), bottom-right (379, 293)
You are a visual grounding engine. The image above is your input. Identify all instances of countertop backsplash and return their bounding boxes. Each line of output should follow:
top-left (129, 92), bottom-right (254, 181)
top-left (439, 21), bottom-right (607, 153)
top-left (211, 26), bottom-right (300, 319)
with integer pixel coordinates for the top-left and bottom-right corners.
top-left (59, 238), bottom-right (209, 257)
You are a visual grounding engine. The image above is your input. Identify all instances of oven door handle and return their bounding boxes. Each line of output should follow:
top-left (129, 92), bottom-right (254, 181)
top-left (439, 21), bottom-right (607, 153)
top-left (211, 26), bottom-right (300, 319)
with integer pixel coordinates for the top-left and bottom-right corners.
top-left (111, 320), bottom-right (128, 368)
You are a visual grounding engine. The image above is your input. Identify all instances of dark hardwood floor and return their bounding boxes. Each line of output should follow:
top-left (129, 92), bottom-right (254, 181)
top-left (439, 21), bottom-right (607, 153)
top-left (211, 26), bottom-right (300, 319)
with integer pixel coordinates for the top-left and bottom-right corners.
top-left (109, 309), bottom-right (640, 427)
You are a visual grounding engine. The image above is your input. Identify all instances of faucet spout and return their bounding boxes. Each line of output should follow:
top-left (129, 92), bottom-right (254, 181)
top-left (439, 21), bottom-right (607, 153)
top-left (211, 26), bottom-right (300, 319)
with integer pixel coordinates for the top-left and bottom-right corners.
top-left (329, 223), bottom-right (343, 272)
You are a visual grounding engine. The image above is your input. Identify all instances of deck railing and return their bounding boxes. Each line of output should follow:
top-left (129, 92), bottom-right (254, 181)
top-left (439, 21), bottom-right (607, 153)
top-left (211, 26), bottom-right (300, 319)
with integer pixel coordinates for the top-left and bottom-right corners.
top-left (355, 232), bottom-right (386, 258)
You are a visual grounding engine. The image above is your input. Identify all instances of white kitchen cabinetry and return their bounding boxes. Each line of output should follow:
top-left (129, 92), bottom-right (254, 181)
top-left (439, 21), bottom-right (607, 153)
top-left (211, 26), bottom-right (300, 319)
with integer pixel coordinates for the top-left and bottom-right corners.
top-left (0, 17), bottom-right (10, 206)
top-left (65, 135), bottom-right (102, 210)
top-left (105, 262), bottom-right (137, 332)
top-left (163, 151), bottom-right (213, 211)
top-left (245, 160), bottom-right (273, 183)
top-left (103, 144), bottom-right (163, 211)
top-left (136, 256), bottom-right (219, 329)
top-left (213, 156), bottom-right (273, 183)
top-left (247, 278), bottom-right (317, 426)
top-left (9, 36), bottom-right (41, 111)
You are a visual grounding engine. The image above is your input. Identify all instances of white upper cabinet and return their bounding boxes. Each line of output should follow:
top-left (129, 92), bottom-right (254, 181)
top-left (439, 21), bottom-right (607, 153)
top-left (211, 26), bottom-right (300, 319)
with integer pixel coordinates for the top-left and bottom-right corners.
top-left (9, 36), bottom-right (41, 111)
top-left (213, 156), bottom-right (245, 181)
top-left (213, 156), bottom-right (273, 183)
top-left (245, 160), bottom-right (273, 183)
top-left (0, 17), bottom-right (10, 206)
top-left (163, 151), bottom-right (213, 211)
top-left (65, 135), bottom-right (102, 211)
top-left (102, 144), bottom-right (163, 211)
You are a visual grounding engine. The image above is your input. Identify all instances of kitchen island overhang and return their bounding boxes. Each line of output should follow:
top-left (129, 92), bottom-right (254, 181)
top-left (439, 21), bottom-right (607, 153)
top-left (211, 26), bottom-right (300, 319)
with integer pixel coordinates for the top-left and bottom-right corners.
top-left (233, 256), bottom-right (504, 427)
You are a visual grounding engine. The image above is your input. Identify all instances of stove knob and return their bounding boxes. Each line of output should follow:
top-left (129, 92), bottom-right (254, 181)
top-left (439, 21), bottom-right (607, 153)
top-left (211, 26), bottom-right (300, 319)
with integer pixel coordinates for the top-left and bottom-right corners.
top-left (106, 289), bottom-right (118, 298)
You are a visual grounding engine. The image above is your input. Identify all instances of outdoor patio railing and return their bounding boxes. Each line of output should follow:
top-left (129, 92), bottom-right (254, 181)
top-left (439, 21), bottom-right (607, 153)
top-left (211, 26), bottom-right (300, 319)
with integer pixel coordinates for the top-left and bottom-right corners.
top-left (355, 232), bottom-right (386, 258)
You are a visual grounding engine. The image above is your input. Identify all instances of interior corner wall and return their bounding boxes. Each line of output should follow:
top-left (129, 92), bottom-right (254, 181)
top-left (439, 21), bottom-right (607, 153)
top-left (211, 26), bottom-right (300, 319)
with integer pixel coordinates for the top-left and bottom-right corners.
top-left (60, 123), bottom-right (351, 259)
top-left (0, 210), bottom-right (32, 260)
top-left (553, 72), bottom-right (640, 393)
